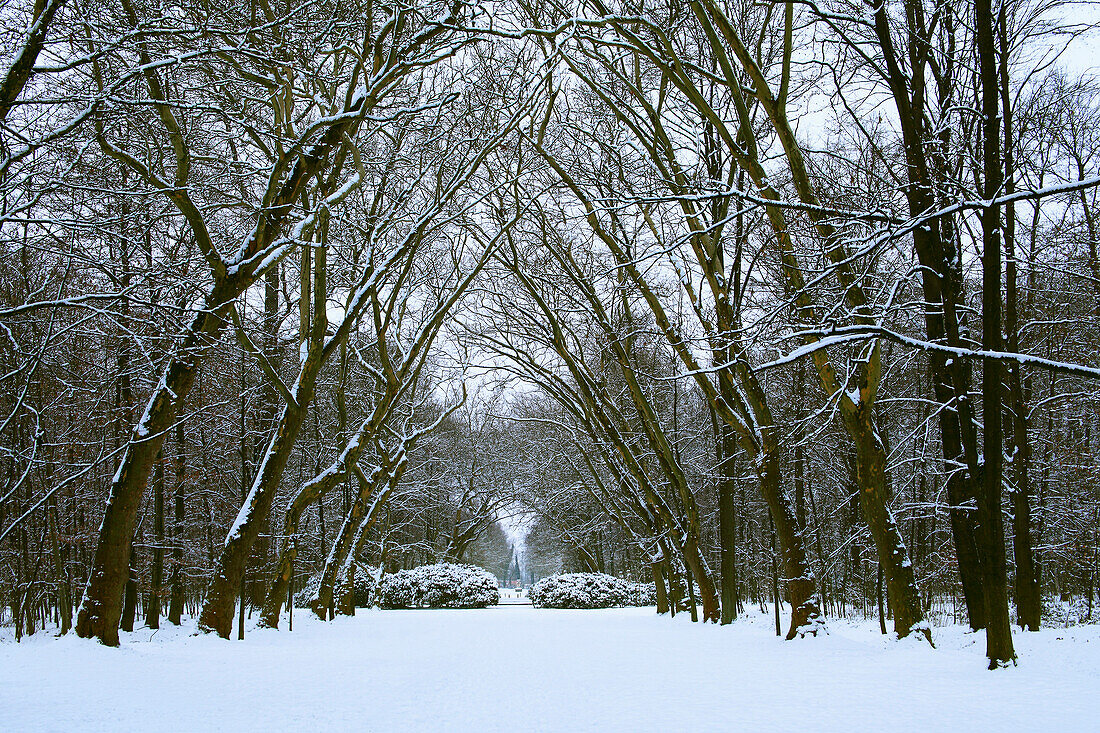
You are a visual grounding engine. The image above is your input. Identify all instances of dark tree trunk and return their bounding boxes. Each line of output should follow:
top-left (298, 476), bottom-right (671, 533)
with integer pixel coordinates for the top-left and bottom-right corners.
top-left (759, 436), bottom-right (821, 639)
top-left (120, 543), bottom-right (138, 634)
top-left (660, 540), bottom-right (684, 616)
top-left (685, 557), bottom-right (699, 622)
top-left (850, 412), bottom-right (929, 641)
top-left (770, 520), bottom-right (781, 637)
top-left (312, 466), bottom-right (383, 621)
top-left (76, 280), bottom-right (238, 645)
top-left (877, 563), bottom-right (887, 635)
top-left (652, 561), bottom-right (669, 615)
top-left (977, 0), bottom-right (1016, 667)
top-left (200, 401), bottom-right (313, 638)
top-left (259, 435), bottom-right (372, 628)
top-left (47, 492), bottom-right (72, 634)
top-left (718, 480), bottom-right (738, 625)
top-left (717, 419), bottom-right (738, 624)
top-left (168, 424), bottom-right (186, 625)
top-left (807, 479), bottom-right (830, 618)
top-left (1088, 517), bottom-right (1097, 621)
top-left (202, 234), bottom-right (338, 638)
top-left (145, 451), bottom-right (164, 630)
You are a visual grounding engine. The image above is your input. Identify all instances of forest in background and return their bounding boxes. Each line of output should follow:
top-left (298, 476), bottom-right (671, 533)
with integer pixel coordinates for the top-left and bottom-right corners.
top-left (1, 0), bottom-right (1099, 669)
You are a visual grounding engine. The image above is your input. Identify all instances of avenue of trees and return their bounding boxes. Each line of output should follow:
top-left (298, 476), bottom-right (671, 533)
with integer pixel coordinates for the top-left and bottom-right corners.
top-left (2, 0), bottom-right (1099, 668)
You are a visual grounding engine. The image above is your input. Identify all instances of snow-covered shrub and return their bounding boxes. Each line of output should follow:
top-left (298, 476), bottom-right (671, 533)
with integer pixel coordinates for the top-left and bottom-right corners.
top-left (350, 567), bottom-right (377, 607)
top-left (293, 575), bottom-right (321, 608)
top-left (624, 579), bottom-right (657, 606)
top-left (378, 571), bottom-right (416, 609)
top-left (378, 563), bottom-right (500, 609)
top-left (529, 573), bottom-right (655, 609)
top-left (1042, 597), bottom-right (1095, 627)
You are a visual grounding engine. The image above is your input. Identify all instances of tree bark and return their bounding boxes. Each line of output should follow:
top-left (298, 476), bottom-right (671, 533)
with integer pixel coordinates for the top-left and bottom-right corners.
top-left (119, 542), bottom-right (138, 634)
top-left (848, 405), bottom-right (929, 641)
top-left (144, 450), bottom-right (164, 630)
top-left (652, 561), bottom-right (669, 615)
top-left (759, 435), bottom-right (821, 639)
top-left (977, 0), bottom-right (1017, 667)
top-left (199, 399), bottom-right (313, 638)
top-left (311, 465), bottom-right (385, 620)
top-left (47, 492), bottom-right (72, 634)
top-left (717, 429), bottom-right (738, 625)
top-left (0, 0), bottom-right (66, 123)
top-left (168, 424), bottom-right (186, 625)
top-left (258, 435), bottom-right (370, 628)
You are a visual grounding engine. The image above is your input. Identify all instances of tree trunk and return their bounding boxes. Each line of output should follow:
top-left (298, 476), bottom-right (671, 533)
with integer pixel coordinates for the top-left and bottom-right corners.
top-left (870, 0), bottom-right (987, 632)
top-left (259, 445), bottom-right (367, 628)
top-left (877, 563), bottom-right (887, 635)
top-left (311, 465), bottom-right (383, 620)
top-left (76, 280), bottom-right (238, 645)
top-left (660, 540), bottom-right (684, 616)
top-left (202, 229), bottom-right (343, 637)
top-left (652, 561), bottom-right (669, 615)
top-left (718, 478), bottom-right (738, 625)
top-left (199, 400), bottom-right (310, 637)
top-left (168, 424), bottom-right (186, 625)
top-left (717, 421), bottom-right (738, 625)
top-left (120, 542), bottom-right (138, 634)
top-left (75, 77), bottom-right (376, 644)
top-left (849, 409), bottom-right (929, 641)
top-left (758, 436), bottom-right (822, 639)
top-left (47, 493), bottom-right (72, 634)
top-left (144, 450), bottom-right (164, 630)
top-left (977, 0), bottom-right (1016, 667)
top-left (0, 0), bottom-right (65, 123)
top-left (771, 520), bottom-right (781, 637)
top-left (334, 564), bottom-right (358, 617)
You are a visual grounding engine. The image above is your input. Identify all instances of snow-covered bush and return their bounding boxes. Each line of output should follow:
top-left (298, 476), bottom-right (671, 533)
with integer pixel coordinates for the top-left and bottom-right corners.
top-left (292, 575), bottom-right (321, 608)
top-left (1042, 597), bottom-right (1095, 627)
top-left (378, 563), bottom-right (500, 609)
top-left (624, 579), bottom-right (657, 606)
top-left (529, 573), bottom-right (655, 609)
top-left (378, 571), bottom-right (417, 609)
top-left (350, 567), bottom-right (376, 607)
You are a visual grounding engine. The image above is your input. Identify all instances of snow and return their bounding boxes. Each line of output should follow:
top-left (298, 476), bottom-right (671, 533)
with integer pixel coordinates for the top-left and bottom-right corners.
top-left (2, 608), bottom-right (1098, 732)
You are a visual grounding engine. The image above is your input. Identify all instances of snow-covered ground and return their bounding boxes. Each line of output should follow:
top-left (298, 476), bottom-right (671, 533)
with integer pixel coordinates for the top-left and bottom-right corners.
top-left (2, 607), bottom-right (1098, 732)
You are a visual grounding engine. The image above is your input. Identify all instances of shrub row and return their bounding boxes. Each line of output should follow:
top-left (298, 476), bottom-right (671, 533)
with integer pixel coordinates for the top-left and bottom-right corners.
top-left (377, 563), bottom-right (500, 609)
top-left (529, 572), bottom-right (656, 609)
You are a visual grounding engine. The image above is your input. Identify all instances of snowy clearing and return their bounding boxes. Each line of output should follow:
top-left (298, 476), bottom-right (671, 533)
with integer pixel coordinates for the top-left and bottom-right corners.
top-left (2, 608), bottom-right (1098, 732)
